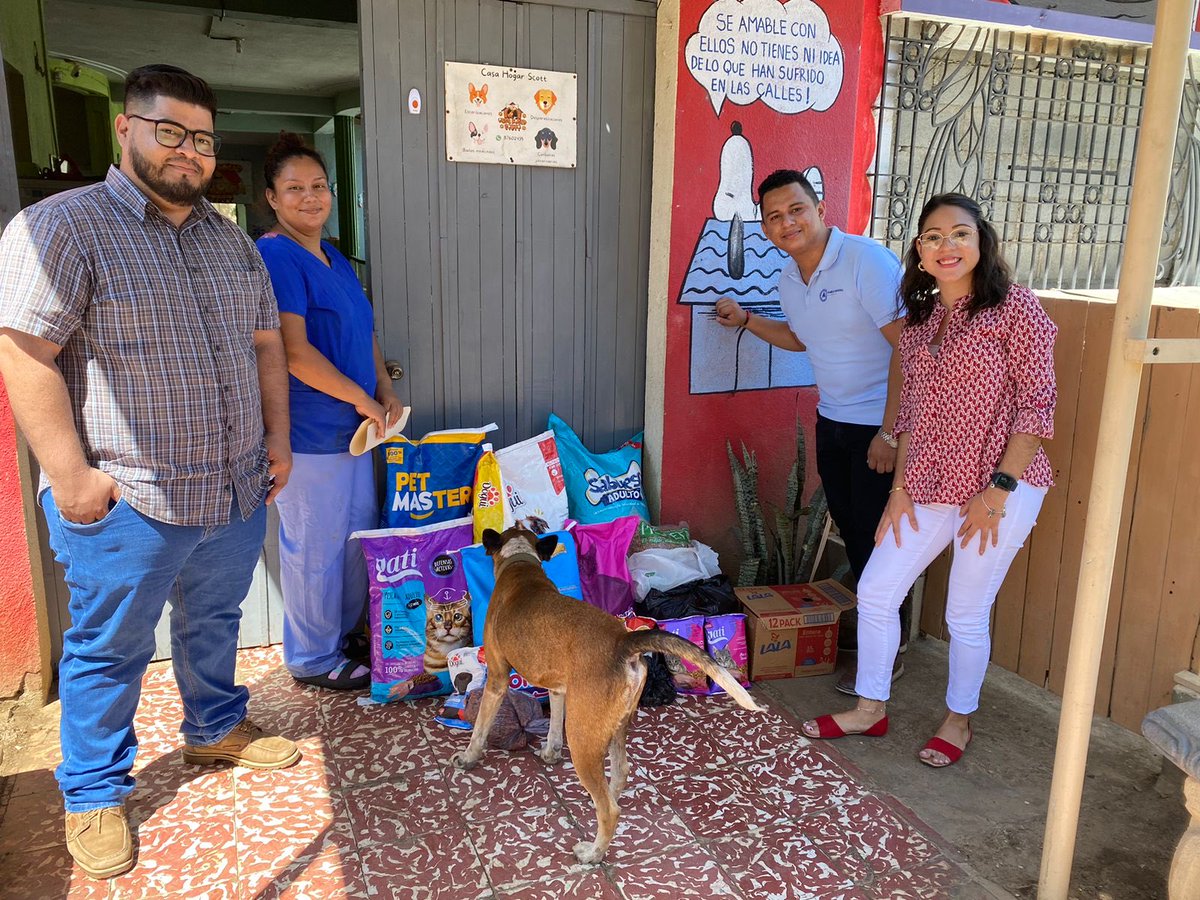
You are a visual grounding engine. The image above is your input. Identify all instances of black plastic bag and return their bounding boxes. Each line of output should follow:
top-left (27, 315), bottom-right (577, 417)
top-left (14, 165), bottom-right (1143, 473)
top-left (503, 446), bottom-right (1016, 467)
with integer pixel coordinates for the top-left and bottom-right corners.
top-left (636, 575), bottom-right (740, 620)
top-left (638, 652), bottom-right (678, 707)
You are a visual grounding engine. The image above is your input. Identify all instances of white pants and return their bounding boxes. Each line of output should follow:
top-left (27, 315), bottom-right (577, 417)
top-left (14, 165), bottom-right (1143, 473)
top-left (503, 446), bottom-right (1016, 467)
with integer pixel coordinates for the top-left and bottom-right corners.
top-left (276, 451), bottom-right (377, 677)
top-left (854, 481), bottom-right (1046, 714)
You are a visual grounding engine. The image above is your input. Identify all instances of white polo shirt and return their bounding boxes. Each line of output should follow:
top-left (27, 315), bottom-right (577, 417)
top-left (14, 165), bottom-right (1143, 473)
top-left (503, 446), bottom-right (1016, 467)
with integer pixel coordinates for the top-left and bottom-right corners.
top-left (778, 227), bottom-right (902, 426)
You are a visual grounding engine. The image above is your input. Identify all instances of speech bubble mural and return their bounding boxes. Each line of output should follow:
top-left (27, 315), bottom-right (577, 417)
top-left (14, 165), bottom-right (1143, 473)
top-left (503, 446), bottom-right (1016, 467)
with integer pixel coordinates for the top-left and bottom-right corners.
top-left (685, 0), bottom-right (844, 116)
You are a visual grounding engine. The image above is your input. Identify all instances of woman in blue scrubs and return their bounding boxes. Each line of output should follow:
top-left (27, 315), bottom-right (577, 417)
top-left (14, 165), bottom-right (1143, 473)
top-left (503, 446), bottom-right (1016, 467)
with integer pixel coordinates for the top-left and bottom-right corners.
top-left (257, 133), bottom-right (403, 690)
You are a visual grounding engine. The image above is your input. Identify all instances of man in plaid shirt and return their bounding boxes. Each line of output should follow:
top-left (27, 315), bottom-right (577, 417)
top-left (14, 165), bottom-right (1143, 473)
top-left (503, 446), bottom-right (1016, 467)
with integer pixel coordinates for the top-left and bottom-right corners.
top-left (0, 65), bottom-right (298, 879)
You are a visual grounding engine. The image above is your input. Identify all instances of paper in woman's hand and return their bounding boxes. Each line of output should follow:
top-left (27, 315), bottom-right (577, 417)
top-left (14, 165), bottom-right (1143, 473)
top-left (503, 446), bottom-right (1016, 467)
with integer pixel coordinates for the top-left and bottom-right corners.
top-left (349, 406), bottom-right (412, 456)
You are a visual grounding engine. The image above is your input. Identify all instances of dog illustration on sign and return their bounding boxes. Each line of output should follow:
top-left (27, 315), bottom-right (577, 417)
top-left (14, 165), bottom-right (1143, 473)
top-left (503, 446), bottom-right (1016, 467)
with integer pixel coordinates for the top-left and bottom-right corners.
top-left (468, 121), bottom-right (489, 145)
top-left (534, 127), bottom-right (558, 150)
top-left (534, 88), bottom-right (557, 114)
top-left (468, 82), bottom-right (488, 106)
top-left (498, 102), bottom-right (528, 132)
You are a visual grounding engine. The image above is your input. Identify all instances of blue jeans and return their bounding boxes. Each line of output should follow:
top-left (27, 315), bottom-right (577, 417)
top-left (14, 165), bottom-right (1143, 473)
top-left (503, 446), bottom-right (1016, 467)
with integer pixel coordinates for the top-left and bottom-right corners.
top-left (42, 490), bottom-right (266, 812)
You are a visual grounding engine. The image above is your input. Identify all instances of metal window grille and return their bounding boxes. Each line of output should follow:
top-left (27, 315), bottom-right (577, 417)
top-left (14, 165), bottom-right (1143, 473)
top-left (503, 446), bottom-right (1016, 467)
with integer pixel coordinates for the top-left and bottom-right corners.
top-left (869, 16), bottom-right (1200, 290)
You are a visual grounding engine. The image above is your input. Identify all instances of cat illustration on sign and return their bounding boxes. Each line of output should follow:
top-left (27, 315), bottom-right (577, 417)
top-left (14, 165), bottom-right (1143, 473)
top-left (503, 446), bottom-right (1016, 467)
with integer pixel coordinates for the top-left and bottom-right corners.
top-left (468, 121), bottom-right (489, 145)
top-left (468, 82), bottom-right (488, 106)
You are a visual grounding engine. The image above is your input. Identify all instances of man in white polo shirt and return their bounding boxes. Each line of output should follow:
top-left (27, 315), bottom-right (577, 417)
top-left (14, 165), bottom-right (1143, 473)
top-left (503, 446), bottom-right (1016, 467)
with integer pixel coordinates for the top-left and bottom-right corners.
top-left (716, 168), bottom-right (910, 692)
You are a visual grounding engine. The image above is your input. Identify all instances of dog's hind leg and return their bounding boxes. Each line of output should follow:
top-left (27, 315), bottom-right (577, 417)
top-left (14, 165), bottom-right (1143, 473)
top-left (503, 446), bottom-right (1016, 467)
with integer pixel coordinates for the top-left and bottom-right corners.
top-left (540, 689), bottom-right (566, 765)
top-left (569, 737), bottom-right (620, 865)
top-left (608, 707), bottom-right (636, 801)
top-left (449, 655), bottom-right (510, 770)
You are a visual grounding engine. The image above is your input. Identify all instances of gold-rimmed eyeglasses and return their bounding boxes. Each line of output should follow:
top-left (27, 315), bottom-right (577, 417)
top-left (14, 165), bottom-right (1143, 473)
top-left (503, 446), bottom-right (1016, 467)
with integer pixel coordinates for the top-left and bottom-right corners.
top-left (916, 227), bottom-right (977, 250)
top-left (128, 114), bottom-right (222, 158)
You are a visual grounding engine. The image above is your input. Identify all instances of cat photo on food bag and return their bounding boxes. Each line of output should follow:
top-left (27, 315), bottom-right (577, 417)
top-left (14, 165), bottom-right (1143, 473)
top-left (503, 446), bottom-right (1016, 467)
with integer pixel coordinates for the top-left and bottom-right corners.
top-left (424, 593), bottom-right (472, 672)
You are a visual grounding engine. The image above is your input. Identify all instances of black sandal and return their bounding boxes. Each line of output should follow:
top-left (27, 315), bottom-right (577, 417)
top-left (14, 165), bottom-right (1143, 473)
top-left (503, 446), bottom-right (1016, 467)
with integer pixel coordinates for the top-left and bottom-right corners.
top-left (294, 661), bottom-right (369, 691)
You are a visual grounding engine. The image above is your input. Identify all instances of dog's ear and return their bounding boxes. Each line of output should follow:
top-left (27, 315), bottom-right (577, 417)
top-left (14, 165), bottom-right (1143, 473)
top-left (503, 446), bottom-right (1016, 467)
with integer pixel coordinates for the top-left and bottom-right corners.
top-left (535, 535), bottom-right (559, 561)
top-left (482, 529), bottom-right (503, 555)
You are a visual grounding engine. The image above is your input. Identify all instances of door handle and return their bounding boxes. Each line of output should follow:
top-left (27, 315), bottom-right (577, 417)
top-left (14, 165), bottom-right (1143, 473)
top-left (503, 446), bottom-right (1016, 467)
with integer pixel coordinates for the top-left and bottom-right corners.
top-left (385, 360), bottom-right (405, 381)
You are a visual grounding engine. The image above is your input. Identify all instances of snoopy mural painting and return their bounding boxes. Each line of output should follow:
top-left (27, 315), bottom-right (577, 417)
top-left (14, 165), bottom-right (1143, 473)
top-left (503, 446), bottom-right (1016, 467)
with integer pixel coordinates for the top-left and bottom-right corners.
top-left (678, 121), bottom-right (824, 394)
top-left (677, 0), bottom-right (845, 394)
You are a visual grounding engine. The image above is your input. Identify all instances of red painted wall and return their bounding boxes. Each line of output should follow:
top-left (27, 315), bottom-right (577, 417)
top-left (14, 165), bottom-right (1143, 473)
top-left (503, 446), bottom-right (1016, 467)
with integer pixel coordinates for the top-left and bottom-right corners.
top-left (0, 380), bottom-right (39, 697)
top-left (659, 0), bottom-right (884, 569)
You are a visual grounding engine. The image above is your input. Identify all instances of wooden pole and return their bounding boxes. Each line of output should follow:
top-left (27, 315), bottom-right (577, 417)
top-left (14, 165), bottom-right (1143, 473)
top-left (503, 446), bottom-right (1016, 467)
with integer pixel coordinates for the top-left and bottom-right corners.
top-left (1037, 2), bottom-right (1196, 897)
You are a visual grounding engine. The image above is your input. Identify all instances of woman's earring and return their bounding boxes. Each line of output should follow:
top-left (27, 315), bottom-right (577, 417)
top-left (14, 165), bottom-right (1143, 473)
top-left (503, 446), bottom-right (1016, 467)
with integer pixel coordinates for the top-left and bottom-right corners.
top-left (917, 262), bottom-right (927, 272)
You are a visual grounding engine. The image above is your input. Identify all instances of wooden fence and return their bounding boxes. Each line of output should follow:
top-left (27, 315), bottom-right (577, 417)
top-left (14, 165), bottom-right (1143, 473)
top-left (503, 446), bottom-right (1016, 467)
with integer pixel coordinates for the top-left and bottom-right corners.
top-left (919, 289), bottom-right (1200, 732)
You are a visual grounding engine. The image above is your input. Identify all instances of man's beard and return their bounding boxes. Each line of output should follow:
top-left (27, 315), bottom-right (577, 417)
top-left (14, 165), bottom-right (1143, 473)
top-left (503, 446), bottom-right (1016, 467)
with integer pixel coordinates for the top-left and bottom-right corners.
top-left (129, 143), bottom-right (211, 206)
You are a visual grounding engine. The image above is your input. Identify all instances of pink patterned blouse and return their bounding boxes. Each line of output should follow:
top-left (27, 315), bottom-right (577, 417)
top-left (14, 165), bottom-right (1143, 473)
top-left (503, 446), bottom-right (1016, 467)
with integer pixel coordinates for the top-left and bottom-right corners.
top-left (894, 283), bottom-right (1057, 505)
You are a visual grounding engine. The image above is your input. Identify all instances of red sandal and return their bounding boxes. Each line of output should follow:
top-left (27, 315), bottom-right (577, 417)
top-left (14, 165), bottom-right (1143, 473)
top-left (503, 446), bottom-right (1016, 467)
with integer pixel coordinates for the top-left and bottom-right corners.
top-left (805, 714), bottom-right (889, 739)
top-left (919, 726), bottom-right (972, 768)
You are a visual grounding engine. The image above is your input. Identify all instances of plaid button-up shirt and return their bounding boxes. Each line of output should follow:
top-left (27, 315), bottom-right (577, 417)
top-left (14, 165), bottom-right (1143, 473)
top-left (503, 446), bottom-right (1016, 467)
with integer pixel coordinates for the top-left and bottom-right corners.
top-left (0, 166), bottom-right (280, 526)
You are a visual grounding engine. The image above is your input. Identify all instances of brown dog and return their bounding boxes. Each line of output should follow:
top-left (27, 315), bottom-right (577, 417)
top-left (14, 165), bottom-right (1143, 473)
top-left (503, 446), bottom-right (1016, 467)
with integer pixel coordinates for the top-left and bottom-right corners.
top-left (449, 525), bottom-right (763, 864)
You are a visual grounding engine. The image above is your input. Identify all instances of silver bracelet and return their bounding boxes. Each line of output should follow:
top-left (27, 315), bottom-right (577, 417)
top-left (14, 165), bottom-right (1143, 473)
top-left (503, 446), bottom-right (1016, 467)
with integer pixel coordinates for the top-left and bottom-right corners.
top-left (878, 428), bottom-right (898, 449)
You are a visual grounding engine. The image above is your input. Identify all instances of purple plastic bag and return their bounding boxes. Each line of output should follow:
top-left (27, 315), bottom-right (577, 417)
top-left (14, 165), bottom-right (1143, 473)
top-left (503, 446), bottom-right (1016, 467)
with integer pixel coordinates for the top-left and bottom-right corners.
top-left (659, 615), bottom-right (708, 695)
top-left (571, 515), bottom-right (639, 617)
top-left (353, 517), bottom-right (475, 703)
top-left (704, 614), bottom-right (750, 694)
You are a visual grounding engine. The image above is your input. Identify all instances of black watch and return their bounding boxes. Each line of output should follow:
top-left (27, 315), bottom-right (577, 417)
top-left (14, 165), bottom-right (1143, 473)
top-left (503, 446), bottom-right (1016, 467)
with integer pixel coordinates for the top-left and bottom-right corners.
top-left (989, 471), bottom-right (1018, 492)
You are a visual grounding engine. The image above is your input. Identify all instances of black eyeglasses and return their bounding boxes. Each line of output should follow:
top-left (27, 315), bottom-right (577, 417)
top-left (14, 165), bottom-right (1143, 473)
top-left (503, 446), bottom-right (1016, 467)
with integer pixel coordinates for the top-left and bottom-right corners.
top-left (128, 114), bottom-right (222, 157)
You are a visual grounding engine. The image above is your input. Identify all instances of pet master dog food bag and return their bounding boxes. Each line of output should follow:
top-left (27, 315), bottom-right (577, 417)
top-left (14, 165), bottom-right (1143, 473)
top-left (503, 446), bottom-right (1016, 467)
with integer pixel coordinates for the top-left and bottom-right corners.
top-left (381, 425), bottom-right (495, 528)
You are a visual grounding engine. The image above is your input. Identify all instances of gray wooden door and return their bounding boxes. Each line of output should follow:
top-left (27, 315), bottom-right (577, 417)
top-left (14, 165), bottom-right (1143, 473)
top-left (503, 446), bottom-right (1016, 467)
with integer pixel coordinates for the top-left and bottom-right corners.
top-left (361, 0), bottom-right (656, 451)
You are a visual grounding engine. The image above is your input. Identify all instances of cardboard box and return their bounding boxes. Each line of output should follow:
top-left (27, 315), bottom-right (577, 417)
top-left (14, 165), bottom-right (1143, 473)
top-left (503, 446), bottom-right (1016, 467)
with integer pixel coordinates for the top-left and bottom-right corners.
top-left (736, 580), bottom-right (858, 680)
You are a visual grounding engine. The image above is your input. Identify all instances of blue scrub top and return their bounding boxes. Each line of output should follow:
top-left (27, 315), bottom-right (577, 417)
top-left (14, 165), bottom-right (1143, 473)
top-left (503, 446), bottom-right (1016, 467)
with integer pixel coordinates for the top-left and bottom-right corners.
top-left (257, 233), bottom-right (377, 454)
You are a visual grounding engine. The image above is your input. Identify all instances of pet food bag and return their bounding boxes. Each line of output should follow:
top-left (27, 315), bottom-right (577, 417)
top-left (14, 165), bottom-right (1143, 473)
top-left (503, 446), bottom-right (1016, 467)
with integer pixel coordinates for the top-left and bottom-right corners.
top-left (472, 445), bottom-right (506, 544)
top-left (549, 413), bottom-right (649, 524)
top-left (494, 430), bottom-right (569, 533)
top-left (704, 614), bottom-right (751, 694)
top-left (630, 521), bottom-right (691, 554)
top-left (381, 424), bottom-right (495, 528)
top-left (571, 515), bottom-right (639, 617)
top-left (353, 517), bottom-right (475, 704)
top-left (659, 615), bottom-right (709, 695)
top-left (461, 530), bottom-right (584, 646)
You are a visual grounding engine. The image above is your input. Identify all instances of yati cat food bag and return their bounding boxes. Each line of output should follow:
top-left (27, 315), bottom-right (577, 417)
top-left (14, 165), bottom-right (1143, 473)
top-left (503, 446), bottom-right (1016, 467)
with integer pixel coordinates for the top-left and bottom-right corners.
top-left (380, 424), bottom-right (495, 529)
top-left (658, 615), bottom-right (709, 695)
top-left (494, 430), bottom-right (569, 533)
top-left (352, 517), bottom-right (475, 704)
top-left (704, 614), bottom-right (751, 694)
top-left (548, 413), bottom-right (649, 525)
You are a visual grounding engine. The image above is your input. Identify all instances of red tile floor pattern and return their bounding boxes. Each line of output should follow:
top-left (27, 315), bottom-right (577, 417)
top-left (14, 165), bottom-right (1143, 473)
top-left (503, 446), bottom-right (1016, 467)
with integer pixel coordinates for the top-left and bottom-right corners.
top-left (0, 647), bottom-right (995, 899)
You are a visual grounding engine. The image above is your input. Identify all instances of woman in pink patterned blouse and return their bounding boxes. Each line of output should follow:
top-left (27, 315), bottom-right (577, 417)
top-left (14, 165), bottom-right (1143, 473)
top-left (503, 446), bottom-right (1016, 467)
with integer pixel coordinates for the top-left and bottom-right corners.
top-left (801, 193), bottom-right (1057, 767)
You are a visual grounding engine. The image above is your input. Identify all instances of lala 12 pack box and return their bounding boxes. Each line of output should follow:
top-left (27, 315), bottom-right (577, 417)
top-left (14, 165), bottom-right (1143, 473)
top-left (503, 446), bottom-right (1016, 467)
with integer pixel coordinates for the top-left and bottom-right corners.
top-left (735, 579), bottom-right (858, 680)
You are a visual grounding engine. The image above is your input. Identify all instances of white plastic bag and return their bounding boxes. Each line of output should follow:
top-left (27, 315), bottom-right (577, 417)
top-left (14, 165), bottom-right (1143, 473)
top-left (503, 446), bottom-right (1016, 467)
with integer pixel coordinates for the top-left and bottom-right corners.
top-left (494, 430), bottom-right (569, 533)
top-left (628, 541), bottom-right (722, 601)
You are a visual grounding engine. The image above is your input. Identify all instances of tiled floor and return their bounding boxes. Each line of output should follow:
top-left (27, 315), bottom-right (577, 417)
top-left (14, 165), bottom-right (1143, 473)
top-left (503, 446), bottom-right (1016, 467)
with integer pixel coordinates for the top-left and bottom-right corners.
top-left (0, 647), bottom-right (1005, 899)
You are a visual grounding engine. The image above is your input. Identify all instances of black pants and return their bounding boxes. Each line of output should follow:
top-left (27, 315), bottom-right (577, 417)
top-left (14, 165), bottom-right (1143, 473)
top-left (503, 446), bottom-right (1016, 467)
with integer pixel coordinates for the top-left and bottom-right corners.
top-left (815, 414), bottom-right (912, 651)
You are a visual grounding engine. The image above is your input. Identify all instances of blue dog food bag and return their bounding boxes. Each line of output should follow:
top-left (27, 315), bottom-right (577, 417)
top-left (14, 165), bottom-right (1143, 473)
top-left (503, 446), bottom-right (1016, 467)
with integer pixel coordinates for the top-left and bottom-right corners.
top-left (461, 529), bottom-right (584, 646)
top-left (353, 517), bottom-right (476, 704)
top-left (548, 413), bottom-right (649, 524)
top-left (380, 425), bottom-right (495, 528)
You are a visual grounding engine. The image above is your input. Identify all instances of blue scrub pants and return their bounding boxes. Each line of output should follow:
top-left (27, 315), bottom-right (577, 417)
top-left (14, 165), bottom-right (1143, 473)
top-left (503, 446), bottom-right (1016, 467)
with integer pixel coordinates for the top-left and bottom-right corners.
top-left (275, 451), bottom-right (376, 677)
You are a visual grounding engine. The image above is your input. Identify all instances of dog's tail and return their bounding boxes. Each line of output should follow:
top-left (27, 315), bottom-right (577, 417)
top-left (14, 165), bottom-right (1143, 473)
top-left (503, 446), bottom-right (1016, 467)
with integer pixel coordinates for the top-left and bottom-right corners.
top-left (621, 630), bottom-right (764, 712)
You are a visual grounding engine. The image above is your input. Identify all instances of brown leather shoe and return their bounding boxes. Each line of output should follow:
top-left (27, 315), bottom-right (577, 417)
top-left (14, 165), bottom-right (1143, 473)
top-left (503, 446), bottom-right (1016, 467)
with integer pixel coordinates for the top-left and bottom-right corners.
top-left (181, 717), bottom-right (301, 769)
top-left (834, 654), bottom-right (905, 696)
top-left (65, 805), bottom-right (133, 879)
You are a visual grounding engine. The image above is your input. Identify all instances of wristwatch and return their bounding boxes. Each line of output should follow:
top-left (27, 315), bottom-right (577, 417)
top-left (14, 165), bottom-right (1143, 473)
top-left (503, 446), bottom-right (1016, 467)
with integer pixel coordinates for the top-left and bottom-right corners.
top-left (989, 471), bottom-right (1018, 492)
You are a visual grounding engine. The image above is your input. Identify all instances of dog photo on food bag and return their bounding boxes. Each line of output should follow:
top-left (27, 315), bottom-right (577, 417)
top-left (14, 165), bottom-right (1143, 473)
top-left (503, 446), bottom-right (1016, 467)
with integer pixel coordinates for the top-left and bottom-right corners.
top-left (449, 526), bottom-right (764, 864)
